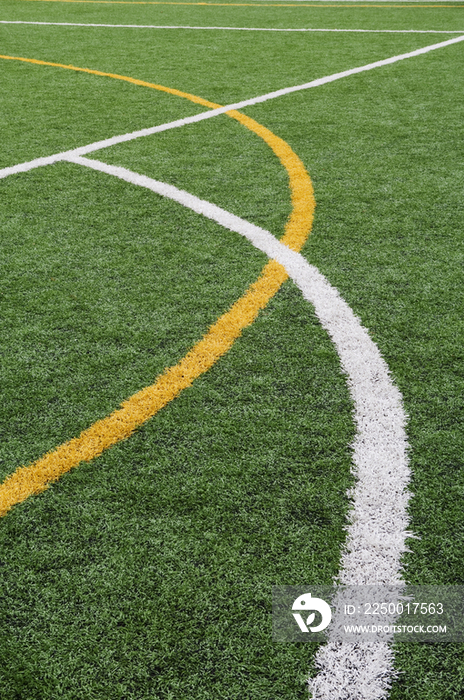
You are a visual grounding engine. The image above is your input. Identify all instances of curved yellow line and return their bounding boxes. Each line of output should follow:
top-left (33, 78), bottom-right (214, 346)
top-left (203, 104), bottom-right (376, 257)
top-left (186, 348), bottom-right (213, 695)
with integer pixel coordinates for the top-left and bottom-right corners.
top-left (0, 56), bottom-right (314, 516)
top-left (0, 55), bottom-right (222, 108)
top-left (0, 56), bottom-right (312, 250)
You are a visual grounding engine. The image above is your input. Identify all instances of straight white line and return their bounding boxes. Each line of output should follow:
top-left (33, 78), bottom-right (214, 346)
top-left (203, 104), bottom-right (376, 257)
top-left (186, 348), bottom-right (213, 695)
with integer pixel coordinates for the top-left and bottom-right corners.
top-left (0, 21), bottom-right (462, 32)
top-left (1, 33), bottom-right (463, 182)
top-left (68, 155), bottom-right (411, 699)
top-left (0, 23), bottom-right (459, 696)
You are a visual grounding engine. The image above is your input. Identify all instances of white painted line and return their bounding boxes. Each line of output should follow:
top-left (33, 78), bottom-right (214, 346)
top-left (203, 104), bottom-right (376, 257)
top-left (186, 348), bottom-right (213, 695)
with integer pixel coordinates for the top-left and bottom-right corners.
top-left (0, 21), bottom-right (462, 33)
top-left (67, 155), bottom-right (411, 698)
top-left (1, 32), bottom-right (464, 183)
top-left (4, 32), bottom-right (458, 694)
top-left (68, 155), bottom-right (288, 258)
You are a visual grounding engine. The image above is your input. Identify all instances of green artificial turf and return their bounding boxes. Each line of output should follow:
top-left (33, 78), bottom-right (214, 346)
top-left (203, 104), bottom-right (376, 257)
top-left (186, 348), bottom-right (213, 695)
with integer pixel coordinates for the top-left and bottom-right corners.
top-left (1, 2), bottom-right (464, 698)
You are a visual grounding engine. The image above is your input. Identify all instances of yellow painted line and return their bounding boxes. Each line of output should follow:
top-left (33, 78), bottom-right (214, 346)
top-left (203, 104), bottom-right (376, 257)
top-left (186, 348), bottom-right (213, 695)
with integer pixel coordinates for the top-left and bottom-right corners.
top-left (0, 56), bottom-right (314, 517)
top-left (0, 57), bottom-right (310, 251)
top-left (17, 0), bottom-right (464, 8)
top-left (0, 55), bottom-right (221, 108)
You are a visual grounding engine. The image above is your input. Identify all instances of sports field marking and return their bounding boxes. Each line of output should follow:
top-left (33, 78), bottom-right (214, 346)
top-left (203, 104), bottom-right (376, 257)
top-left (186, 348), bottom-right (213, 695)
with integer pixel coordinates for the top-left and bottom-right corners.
top-left (1, 146), bottom-right (411, 590)
top-left (0, 55), bottom-right (222, 108)
top-left (15, 0), bottom-right (464, 7)
top-left (1, 33), bottom-right (458, 691)
top-left (69, 153), bottom-right (411, 574)
top-left (2, 20), bottom-right (463, 31)
top-left (2, 32), bottom-right (464, 183)
top-left (63, 156), bottom-right (411, 699)
top-left (0, 249), bottom-right (290, 517)
top-left (0, 66), bottom-right (313, 516)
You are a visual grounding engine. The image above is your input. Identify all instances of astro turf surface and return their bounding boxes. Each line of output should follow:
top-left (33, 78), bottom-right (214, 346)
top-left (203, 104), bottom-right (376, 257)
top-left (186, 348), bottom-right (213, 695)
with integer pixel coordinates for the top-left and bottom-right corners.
top-left (1, 1), bottom-right (464, 698)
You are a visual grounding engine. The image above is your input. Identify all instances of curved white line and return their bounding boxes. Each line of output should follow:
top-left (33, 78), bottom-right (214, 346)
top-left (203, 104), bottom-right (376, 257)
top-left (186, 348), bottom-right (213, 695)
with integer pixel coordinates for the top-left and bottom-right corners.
top-left (66, 155), bottom-right (411, 698)
top-left (1, 33), bottom-right (463, 182)
top-left (0, 21), bottom-right (461, 32)
top-left (5, 35), bottom-right (453, 690)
